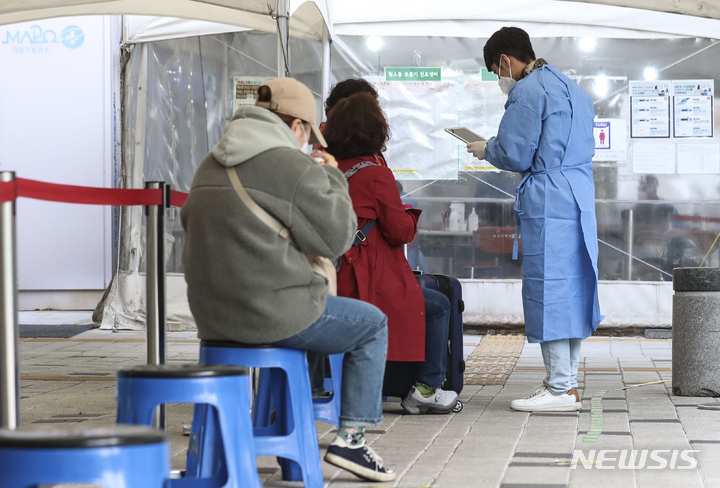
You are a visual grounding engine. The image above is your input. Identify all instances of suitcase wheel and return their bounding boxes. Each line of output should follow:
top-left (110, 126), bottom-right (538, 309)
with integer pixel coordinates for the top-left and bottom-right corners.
top-left (458, 299), bottom-right (465, 314)
top-left (452, 400), bottom-right (463, 413)
top-left (459, 359), bottom-right (466, 373)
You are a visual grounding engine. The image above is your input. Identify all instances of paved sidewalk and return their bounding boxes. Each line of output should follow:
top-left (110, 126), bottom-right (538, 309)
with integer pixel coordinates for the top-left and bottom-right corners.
top-left (15, 328), bottom-right (720, 488)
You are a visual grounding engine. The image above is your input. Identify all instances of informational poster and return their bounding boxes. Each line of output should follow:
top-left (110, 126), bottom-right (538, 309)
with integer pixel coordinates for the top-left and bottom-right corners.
top-left (363, 73), bottom-right (511, 178)
top-left (458, 77), bottom-right (506, 171)
top-left (630, 81), bottom-right (671, 138)
top-left (232, 76), bottom-right (272, 114)
top-left (592, 118), bottom-right (628, 161)
top-left (677, 144), bottom-right (720, 174)
top-left (672, 80), bottom-right (714, 138)
top-left (372, 78), bottom-right (459, 180)
top-left (633, 143), bottom-right (675, 174)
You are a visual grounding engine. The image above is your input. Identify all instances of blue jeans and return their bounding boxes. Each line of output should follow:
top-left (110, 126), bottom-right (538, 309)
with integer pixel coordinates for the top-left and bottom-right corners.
top-left (270, 295), bottom-right (388, 427)
top-left (541, 338), bottom-right (582, 395)
top-left (414, 287), bottom-right (451, 389)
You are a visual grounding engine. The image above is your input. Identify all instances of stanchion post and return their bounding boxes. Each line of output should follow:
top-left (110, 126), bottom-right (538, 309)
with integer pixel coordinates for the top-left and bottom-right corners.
top-left (145, 181), bottom-right (168, 428)
top-left (0, 171), bottom-right (20, 429)
top-left (624, 208), bottom-right (634, 281)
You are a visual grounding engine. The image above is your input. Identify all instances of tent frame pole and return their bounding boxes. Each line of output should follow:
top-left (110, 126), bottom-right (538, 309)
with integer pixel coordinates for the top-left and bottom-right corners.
top-left (276, 0), bottom-right (290, 77)
top-left (321, 23), bottom-right (331, 120)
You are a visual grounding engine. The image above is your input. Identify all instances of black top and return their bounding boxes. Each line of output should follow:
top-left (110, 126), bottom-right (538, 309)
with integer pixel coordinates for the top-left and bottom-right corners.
top-left (0, 425), bottom-right (167, 448)
top-left (673, 267), bottom-right (720, 291)
top-left (117, 364), bottom-right (248, 378)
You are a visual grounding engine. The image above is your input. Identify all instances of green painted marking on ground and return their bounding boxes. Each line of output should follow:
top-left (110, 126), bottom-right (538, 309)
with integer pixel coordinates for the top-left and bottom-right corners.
top-left (582, 389), bottom-right (607, 443)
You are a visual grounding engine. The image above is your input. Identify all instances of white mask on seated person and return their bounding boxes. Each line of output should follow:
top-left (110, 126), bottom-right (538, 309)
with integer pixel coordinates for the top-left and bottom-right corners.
top-left (300, 123), bottom-right (311, 154)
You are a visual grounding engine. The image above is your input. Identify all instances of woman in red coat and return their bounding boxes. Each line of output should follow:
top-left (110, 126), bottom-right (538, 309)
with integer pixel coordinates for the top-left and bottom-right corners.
top-left (323, 90), bottom-right (459, 414)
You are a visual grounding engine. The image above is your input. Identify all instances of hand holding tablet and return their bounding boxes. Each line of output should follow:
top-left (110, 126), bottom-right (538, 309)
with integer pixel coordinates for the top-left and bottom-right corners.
top-left (445, 127), bottom-right (488, 160)
top-left (444, 127), bottom-right (486, 144)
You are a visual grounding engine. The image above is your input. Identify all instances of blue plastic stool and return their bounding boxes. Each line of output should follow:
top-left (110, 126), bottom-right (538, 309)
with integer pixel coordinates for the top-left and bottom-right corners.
top-left (199, 341), bottom-right (324, 488)
top-left (314, 353), bottom-right (344, 426)
top-left (0, 425), bottom-right (169, 488)
top-left (116, 364), bottom-right (260, 488)
top-left (254, 353), bottom-right (344, 427)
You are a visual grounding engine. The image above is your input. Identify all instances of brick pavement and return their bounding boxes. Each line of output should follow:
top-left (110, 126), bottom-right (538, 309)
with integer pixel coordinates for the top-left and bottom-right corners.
top-left (11, 328), bottom-right (720, 487)
top-left (464, 334), bottom-right (525, 386)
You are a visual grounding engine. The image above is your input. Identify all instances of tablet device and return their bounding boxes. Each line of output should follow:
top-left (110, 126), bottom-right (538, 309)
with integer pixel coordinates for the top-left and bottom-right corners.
top-left (444, 127), bottom-right (486, 144)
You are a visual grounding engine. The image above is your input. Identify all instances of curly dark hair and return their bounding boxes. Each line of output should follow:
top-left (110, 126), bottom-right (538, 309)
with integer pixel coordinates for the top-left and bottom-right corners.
top-left (483, 27), bottom-right (536, 72)
top-left (324, 78), bottom-right (378, 115)
top-left (323, 92), bottom-right (389, 161)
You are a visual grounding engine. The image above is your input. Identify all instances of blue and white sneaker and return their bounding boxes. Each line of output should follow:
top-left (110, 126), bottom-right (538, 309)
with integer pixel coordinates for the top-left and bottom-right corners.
top-left (324, 436), bottom-right (396, 482)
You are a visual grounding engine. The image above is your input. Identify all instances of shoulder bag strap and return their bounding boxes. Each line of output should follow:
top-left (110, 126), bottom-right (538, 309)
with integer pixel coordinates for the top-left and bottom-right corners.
top-left (344, 160), bottom-right (377, 180)
top-left (344, 160), bottom-right (378, 246)
top-left (225, 166), bottom-right (294, 244)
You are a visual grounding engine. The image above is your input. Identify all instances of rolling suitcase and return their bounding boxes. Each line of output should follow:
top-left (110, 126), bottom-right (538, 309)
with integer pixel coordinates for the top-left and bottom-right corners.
top-left (382, 273), bottom-right (465, 412)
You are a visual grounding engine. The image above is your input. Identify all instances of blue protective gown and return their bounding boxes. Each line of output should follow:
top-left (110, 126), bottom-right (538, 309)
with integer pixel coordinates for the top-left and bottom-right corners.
top-left (484, 65), bottom-right (603, 343)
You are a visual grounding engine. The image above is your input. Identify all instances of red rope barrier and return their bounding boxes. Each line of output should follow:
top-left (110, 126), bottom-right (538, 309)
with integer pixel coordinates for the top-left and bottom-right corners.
top-left (0, 181), bottom-right (16, 203)
top-left (0, 178), bottom-right (189, 207)
top-left (170, 190), bottom-right (188, 208)
top-left (675, 214), bottom-right (720, 224)
top-left (17, 179), bottom-right (163, 206)
top-left (4, 178), bottom-right (719, 225)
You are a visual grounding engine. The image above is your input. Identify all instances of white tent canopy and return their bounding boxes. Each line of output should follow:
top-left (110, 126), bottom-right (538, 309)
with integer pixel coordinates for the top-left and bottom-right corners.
top-left (566, 0), bottom-right (720, 21)
top-left (3, 0), bottom-right (716, 45)
top-left (0, 0), bottom-right (332, 41)
top-left (122, 16), bottom-right (252, 44)
top-left (332, 0), bottom-right (720, 39)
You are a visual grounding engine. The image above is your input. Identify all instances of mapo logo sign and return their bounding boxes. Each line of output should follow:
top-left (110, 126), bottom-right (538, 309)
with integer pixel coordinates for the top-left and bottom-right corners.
top-left (2, 24), bottom-right (85, 51)
top-left (60, 25), bottom-right (84, 49)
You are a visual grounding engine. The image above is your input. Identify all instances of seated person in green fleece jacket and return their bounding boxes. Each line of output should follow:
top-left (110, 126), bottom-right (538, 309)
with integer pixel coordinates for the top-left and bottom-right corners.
top-left (181, 77), bottom-right (395, 482)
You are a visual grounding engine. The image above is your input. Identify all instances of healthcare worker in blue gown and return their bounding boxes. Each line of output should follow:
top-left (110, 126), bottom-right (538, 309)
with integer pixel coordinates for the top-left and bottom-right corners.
top-left (467, 27), bottom-right (603, 412)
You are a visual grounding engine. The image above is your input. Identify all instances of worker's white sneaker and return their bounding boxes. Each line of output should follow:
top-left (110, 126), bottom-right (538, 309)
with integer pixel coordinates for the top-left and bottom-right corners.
top-left (510, 386), bottom-right (581, 412)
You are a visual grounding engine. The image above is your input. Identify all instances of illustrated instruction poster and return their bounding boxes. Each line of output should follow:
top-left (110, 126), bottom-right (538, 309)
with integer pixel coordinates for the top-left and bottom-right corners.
top-left (630, 81), bottom-right (671, 138)
top-left (233, 76), bottom-right (272, 114)
top-left (372, 79), bottom-right (459, 180)
top-left (592, 118), bottom-right (628, 162)
top-left (672, 80), bottom-right (714, 138)
top-left (458, 77), bottom-right (506, 171)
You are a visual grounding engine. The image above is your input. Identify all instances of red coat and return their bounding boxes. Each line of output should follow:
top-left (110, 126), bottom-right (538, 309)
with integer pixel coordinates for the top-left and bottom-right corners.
top-left (336, 155), bottom-right (426, 361)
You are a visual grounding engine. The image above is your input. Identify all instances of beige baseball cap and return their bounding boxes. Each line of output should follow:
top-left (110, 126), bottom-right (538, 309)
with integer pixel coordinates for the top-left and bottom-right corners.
top-left (255, 78), bottom-right (327, 148)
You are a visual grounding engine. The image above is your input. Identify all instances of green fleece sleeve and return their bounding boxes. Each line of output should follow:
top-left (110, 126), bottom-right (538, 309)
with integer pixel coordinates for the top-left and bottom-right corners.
top-left (288, 163), bottom-right (357, 258)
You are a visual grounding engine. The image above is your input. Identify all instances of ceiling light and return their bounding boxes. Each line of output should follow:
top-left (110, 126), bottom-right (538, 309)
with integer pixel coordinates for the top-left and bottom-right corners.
top-left (580, 38), bottom-right (596, 52)
top-left (366, 36), bottom-right (383, 52)
top-left (644, 67), bottom-right (657, 81)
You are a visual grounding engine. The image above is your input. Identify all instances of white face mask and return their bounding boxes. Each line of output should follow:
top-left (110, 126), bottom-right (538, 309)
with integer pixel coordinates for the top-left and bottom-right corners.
top-left (299, 123), bottom-right (311, 154)
top-left (498, 55), bottom-right (517, 96)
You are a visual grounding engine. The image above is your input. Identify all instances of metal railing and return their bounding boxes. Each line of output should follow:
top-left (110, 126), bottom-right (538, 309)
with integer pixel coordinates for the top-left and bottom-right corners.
top-left (0, 174), bottom-right (171, 429)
